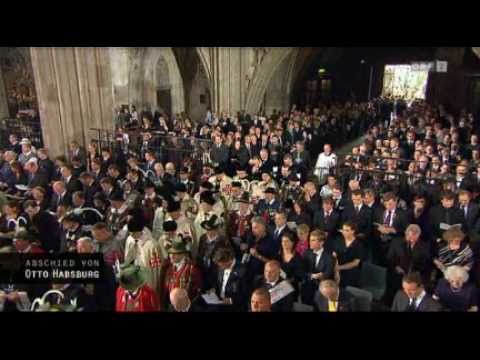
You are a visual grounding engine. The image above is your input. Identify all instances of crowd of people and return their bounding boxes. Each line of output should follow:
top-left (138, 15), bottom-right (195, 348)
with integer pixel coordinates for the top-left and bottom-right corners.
top-left (0, 97), bottom-right (479, 312)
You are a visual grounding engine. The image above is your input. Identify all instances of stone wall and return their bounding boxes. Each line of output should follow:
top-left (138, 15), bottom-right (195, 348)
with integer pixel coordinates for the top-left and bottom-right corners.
top-left (30, 47), bottom-right (114, 157)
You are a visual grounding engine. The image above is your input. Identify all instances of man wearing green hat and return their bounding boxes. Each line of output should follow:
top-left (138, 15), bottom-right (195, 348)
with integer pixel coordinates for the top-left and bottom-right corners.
top-left (159, 240), bottom-right (202, 310)
top-left (115, 263), bottom-right (160, 312)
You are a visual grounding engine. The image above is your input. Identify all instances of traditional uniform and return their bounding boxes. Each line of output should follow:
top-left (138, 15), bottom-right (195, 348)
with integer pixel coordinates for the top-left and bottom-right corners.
top-left (124, 227), bottom-right (164, 297)
top-left (160, 258), bottom-right (202, 309)
top-left (115, 263), bottom-right (160, 312)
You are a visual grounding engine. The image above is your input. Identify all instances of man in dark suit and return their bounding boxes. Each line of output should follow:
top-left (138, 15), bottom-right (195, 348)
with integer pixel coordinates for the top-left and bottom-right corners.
top-left (24, 200), bottom-right (62, 253)
top-left (407, 194), bottom-right (433, 245)
top-left (303, 181), bottom-right (322, 218)
top-left (428, 190), bottom-right (465, 244)
top-left (312, 197), bottom-right (340, 244)
top-left (291, 141), bottom-right (311, 170)
top-left (363, 188), bottom-right (385, 217)
top-left (36, 148), bottom-right (55, 182)
top-left (271, 210), bottom-right (290, 248)
top-left (210, 247), bottom-right (248, 312)
top-left (391, 272), bottom-right (442, 312)
top-left (253, 260), bottom-right (295, 312)
top-left (210, 136), bottom-right (229, 167)
top-left (455, 164), bottom-right (475, 192)
top-left (50, 181), bottom-right (72, 211)
top-left (458, 190), bottom-right (479, 235)
top-left (61, 165), bottom-right (83, 196)
top-left (401, 131), bottom-right (416, 159)
top-left (373, 192), bottom-right (409, 266)
top-left (79, 172), bottom-right (102, 207)
top-left (386, 224), bottom-right (433, 303)
top-left (24, 159), bottom-right (49, 190)
top-left (69, 140), bottom-right (87, 167)
top-left (259, 149), bottom-right (274, 175)
top-left (301, 230), bottom-right (335, 305)
top-left (313, 279), bottom-right (357, 312)
top-left (341, 189), bottom-right (373, 242)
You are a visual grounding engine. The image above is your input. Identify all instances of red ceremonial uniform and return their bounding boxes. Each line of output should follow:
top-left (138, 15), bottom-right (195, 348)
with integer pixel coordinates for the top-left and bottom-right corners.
top-left (115, 285), bottom-right (160, 312)
top-left (161, 260), bottom-right (202, 308)
top-left (228, 211), bottom-right (253, 239)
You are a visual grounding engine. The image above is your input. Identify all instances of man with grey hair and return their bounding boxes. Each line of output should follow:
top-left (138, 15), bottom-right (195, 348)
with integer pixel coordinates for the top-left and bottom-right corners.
top-left (76, 236), bottom-right (97, 253)
top-left (24, 157), bottom-right (49, 190)
top-left (241, 216), bottom-right (277, 288)
top-left (75, 236), bottom-right (117, 312)
top-left (386, 223), bottom-right (432, 303)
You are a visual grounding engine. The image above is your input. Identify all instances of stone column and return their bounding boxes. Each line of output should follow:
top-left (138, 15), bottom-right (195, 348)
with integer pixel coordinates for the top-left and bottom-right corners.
top-left (0, 66), bottom-right (10, 118)
top-left (208, 47), bottom-right (248, 115)
top-left (30, 47), bottom-right (114, 158)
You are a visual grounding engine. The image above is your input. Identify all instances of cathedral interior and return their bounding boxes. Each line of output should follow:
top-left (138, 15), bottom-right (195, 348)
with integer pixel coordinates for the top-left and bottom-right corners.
top-left (2, 47), bottom-right (480, 313)
top-left (1, 47), bottom-right (480, 156)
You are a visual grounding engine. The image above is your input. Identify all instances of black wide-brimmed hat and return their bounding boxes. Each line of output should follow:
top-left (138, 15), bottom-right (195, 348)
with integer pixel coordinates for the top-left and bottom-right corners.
top-left (62, 213), bottom-right (82, 224)
top-left (264, 187), bottom-right (277, 195)
top-left (200, 191), bottom-right (216, 206)
top-left (163, 220), bottom-right (178, 232)
top-left (167, 200), bottom-right (181, 213)
top-left (127, 208), bottom-right (146, 232)
top-left (201, 214), bottom-right (222, 231)
top-left (175, 183), bottom-right (187, 193)
top-left (200, 181), bottom-right (214, 191)
top-left (109, 190), bottom-right (125, 202)
top-left (234, 192), bottom-right (250, 204)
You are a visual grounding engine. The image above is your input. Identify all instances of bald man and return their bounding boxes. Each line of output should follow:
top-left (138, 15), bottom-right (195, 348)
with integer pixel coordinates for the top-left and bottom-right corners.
top-left (253, 260), bottom-right (295, 312)
top-left (169, 287), bottom-right (203, 312)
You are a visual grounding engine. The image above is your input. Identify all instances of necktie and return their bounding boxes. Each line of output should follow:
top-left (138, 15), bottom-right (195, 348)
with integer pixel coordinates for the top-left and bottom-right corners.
top-left (315, 252), bottom-right (321, 268)
top-left (384, 211), bottom-right (392, 226)
top-left (463, 205), bottom-right (468, 220)
top-left (407, 298), bottom-right (417, 312)
top-left (355, 206), bottom-right (360, 215)
top-left (445, 209), bottom-right (451, 225)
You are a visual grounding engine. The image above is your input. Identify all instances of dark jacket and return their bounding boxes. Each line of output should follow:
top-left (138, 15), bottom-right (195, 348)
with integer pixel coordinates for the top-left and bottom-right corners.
top-left (428, 205), bottom-right (465, 241)
top-left (27, 169), bottom-right (49, 190)
top-left (253, 277), bottom-right (295, 312)
top-left (301, 248), bottom-right (336, 305)
top-left (215, 261), bottom-right (248, 311)
top-left (341, 204), bottom-right (373, 239)
top-left (313, 289), bottom-right (357, 312)
top-left (312, 209), bottom-right (341, 243)
top-left (391, 290), bottom-right (442, 312)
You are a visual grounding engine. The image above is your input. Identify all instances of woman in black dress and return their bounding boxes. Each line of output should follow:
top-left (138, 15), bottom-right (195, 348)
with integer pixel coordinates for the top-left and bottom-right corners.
top-left (279, 232), bottom-right (305, 292)
top-left (331, 221), bottom-right (365, 288)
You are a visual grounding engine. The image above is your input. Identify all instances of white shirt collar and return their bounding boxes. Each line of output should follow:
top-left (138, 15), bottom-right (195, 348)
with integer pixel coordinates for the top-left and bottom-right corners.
top-left (224, 259), bottom-right (236, 274)
top-left (413, 290), bottom-right (426, 307)
top-left (173, 259), bottom-right (186, 271)
top-left (314, 248), bottom-right (324, 256)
